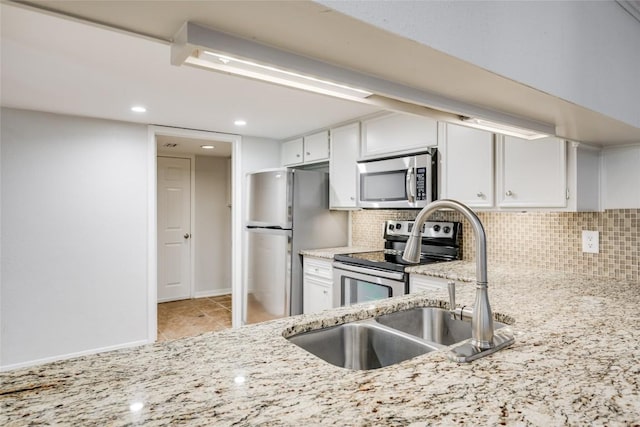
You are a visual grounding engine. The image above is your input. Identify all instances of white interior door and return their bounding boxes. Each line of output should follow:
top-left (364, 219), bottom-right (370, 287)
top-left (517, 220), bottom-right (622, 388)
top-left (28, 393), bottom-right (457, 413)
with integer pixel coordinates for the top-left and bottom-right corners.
top-left (157, 156), bottom-right (191, 302)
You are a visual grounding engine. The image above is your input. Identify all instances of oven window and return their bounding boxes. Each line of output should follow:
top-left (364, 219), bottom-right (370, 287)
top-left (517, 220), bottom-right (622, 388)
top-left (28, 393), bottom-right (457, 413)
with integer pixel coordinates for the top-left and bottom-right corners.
top-left (342, 277), bottom-right (393, 305)
top-left (360, 170), bottom-right (407, 202)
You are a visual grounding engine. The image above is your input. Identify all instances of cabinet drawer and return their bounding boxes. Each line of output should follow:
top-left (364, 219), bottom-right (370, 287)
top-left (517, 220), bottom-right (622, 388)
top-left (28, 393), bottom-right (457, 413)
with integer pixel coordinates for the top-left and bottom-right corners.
top-left (303, 257), bottom-right (333, 280)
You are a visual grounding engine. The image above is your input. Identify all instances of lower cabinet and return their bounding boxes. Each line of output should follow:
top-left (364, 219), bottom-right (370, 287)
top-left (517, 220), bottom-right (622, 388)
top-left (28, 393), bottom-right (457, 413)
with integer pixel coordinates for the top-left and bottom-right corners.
top-left (409, 274), bottom-right (454, 293)
top-left (303, 256), bottom-right (334, 314)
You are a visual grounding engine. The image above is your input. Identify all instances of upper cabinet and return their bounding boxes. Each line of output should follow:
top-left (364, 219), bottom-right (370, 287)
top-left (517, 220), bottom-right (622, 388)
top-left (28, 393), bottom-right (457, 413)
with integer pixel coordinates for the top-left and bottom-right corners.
top-left (496, 136), bottom-right (567, 208)
top-left (440, 123), bottom-right (494, 208)
top-left (281, 137), bottom-right (304, 166)
top-left (440, 125), bottom-right (601, 212)
top-left (303, 130), bottom-right (330, 163)
top-left (329, 122), bottom-right (360, 209)
top-left (360, 112), bottom-right (438, 159)
top-left (602, 144), bottom-right (640, 209)
top-left (281, 130), bottom-right (329, 166)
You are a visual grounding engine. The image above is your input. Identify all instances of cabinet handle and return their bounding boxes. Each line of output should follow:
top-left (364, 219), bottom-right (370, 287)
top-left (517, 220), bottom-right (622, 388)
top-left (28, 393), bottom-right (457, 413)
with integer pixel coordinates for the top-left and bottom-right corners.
top-left (323, 290), bottom-right (328, 295)
top-left (476, 192), bottom-right (484, 198)
top-left (306, 152), bottom-right (311, 155)
top-left (350, 196), bottom-right (355, 201)
top-left (296, 154), bottom-right (301, 158)
top-left (505, 190), bottom-right (513, 197)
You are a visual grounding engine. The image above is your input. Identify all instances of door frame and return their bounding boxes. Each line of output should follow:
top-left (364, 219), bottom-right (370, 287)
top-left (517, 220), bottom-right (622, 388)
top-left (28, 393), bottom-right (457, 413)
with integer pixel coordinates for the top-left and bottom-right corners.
top-left (156, 154), bottom-right (195, 303)
top-left (147, 125), bottom-right (242, 342)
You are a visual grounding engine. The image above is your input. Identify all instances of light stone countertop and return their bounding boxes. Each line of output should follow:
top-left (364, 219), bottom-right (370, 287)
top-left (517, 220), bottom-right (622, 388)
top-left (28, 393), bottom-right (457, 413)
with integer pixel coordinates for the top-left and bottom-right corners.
top-left (299, 246), bottom-right (378, 259)
top-left (2, 261), bottom-right (640, 425)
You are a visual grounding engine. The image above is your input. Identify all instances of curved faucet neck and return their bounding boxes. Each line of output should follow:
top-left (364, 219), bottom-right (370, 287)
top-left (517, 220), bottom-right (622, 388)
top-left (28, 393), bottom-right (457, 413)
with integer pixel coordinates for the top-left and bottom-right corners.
top-left (411, 199), bottom-right (487, 285)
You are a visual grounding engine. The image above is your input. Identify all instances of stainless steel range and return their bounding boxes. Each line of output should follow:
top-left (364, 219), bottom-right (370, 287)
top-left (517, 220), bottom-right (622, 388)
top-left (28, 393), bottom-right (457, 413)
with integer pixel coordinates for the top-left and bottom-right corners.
top-left (333, 220), bottom-right (461, 307)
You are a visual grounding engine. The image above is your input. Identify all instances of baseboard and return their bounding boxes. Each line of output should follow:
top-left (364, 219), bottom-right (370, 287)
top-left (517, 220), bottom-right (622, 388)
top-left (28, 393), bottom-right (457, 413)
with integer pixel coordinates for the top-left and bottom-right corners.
top-left (0, 338), bottom-right (150, 372)
top-left (194, 288), bottom-right (232, 298)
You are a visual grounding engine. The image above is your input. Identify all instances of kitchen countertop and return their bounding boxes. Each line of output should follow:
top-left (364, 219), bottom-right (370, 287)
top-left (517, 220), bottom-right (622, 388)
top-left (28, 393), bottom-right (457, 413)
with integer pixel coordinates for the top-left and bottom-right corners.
top-left (299, 246), bottom-right (378, 259)
top-left (2, 261), bottom-right (639, 425)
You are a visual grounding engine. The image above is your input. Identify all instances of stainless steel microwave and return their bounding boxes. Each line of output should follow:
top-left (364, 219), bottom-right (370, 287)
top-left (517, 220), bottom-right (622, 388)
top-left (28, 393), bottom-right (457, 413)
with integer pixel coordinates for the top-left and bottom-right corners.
top-left (357, 149), bottom-right (437, 209)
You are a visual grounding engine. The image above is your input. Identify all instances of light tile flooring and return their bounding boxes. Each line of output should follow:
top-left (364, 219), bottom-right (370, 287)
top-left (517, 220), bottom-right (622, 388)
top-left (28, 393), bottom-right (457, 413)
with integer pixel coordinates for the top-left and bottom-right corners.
top-left (157, 294), bottom-right (232, 342)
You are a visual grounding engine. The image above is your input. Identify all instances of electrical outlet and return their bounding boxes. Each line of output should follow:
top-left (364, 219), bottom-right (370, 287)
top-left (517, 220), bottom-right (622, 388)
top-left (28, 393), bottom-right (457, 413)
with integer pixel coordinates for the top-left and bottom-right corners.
top-left (582, 230), bottom-right (599, 254)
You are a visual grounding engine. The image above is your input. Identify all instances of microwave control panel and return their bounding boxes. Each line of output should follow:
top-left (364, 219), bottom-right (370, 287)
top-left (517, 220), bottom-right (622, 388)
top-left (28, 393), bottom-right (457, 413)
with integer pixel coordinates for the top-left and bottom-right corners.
top-left (416, 167), bottom-right (427, 200)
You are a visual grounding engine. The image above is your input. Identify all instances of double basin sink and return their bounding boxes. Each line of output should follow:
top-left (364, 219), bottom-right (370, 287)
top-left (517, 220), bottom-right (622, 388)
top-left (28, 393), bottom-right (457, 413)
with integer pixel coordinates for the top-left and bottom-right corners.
top-left (287, 307), bottom-right (509, 370)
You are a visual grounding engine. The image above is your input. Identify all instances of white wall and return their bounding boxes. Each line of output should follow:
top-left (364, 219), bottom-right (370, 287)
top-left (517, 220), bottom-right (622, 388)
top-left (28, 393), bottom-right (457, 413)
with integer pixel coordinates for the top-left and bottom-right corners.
top-left (194, 155), bottom-right (231, 297)
top-left (1, 108), bottom-right (150, 369)
top-left (319, 1), bottom-right (640, 129)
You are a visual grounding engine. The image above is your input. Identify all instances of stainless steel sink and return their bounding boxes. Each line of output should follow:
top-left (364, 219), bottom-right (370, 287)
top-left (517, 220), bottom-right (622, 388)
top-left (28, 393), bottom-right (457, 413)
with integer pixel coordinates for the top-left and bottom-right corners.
top-left (287, 320), bottom-right (440, 370)
top-left (375, 307), bottom-right (509, 346)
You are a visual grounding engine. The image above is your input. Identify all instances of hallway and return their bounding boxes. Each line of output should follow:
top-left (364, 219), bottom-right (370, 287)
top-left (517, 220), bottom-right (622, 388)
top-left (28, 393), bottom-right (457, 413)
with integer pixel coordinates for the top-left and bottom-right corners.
top-left (157, 295), bottom-right (232, 342)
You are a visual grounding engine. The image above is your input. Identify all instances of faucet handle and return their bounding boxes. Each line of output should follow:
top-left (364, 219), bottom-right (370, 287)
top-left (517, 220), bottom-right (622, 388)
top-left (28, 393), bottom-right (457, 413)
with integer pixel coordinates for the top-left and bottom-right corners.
top-left (447, 281), bottom-right (456, 310)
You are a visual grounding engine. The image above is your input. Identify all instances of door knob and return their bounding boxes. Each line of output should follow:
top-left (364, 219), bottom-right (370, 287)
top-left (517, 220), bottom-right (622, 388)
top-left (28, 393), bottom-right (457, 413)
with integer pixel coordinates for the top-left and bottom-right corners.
top-left (184, 233), bottom-right (191, 239)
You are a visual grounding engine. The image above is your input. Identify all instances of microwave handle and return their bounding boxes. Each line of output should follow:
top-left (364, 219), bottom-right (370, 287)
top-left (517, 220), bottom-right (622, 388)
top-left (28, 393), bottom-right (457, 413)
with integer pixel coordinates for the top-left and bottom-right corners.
top-left (406, 167), bottom-right (415, 203)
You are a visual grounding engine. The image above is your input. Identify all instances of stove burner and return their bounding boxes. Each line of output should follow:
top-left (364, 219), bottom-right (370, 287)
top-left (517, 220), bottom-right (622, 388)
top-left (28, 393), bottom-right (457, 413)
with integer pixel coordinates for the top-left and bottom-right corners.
top-left (334, 220), bottom-right (461, 274)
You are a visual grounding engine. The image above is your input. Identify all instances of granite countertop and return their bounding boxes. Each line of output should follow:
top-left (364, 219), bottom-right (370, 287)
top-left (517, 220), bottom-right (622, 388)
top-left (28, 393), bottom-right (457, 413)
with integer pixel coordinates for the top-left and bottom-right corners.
top-left (299, 246), bottom-right (378, 259)
top-left (2, 261), bottom-right (640, 425)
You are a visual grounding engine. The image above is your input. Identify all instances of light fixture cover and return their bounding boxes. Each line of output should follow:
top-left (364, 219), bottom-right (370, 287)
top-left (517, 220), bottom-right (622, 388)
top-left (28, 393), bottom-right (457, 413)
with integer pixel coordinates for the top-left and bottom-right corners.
top-left (460, 116), bottom-right (551, 140)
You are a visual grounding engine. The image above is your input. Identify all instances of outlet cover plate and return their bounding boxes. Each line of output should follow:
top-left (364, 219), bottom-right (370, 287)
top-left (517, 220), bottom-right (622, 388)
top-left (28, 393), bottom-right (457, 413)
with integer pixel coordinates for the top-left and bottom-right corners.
top-left (582, 230), bottom-right (599, 254)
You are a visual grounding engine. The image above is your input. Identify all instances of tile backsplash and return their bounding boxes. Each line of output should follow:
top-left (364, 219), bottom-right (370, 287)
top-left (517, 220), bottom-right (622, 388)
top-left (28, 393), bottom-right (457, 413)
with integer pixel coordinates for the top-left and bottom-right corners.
top-left (351, 209), bottom-right (639, 282)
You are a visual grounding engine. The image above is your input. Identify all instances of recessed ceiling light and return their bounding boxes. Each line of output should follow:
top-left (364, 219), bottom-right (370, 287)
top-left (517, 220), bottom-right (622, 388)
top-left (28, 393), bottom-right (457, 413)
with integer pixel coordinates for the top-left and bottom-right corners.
top-left (201, 145), bottom-right (215, 149)
top-left (234, 119), bottom-right (247, 126)
top-left (131, 106), bottom-right (147, 113)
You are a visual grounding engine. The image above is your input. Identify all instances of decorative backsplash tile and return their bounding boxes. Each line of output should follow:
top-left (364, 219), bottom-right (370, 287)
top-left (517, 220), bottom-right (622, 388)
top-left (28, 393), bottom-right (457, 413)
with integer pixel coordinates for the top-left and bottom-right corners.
top-left (351, 209), bottom-right (639, 282)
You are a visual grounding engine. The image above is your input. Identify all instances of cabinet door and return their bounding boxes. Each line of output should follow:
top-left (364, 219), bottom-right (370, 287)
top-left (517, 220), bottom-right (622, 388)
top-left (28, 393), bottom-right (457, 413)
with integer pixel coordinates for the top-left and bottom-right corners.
top-left (281, 138), bottom-right (303, 166)
top-left (409, 275), bottom-right (450, 293)
top-left (329, 123), bottom-right (360, 209)
top-left (361, 112), bottom-right (438, 159)
top-left (602, 145), bottom-right (640, 209)
top-left (442, 123), bottom-right (494, 208)
top-left (303, 276), bottom-right (333, 314)
top-left (497, 136), bottom-right (567, 208)
top-left (303, 131), bottom-right (329, 163)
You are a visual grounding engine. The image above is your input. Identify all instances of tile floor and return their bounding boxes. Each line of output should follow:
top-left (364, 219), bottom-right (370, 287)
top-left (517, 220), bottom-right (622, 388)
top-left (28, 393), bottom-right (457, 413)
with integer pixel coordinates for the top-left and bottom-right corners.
top-left (157, 294), bottom-right (232, 342)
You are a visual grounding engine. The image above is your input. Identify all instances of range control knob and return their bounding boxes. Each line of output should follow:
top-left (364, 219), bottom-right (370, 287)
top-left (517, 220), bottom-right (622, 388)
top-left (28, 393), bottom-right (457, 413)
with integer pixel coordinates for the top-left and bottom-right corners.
top-left (389, 224), bottom-right (395, 230)
top-left (395, 223), bottom-right (402, 230)
top-left (432, 224), bottom-right (441, 232)
top-left (443, 226), bottom-right (451, 234)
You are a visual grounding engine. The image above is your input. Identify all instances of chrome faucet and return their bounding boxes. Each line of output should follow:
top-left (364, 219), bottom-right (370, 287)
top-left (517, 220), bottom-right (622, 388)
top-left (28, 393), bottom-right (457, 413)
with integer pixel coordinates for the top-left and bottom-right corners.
top-left (403, 199), bottom-right (514, 362)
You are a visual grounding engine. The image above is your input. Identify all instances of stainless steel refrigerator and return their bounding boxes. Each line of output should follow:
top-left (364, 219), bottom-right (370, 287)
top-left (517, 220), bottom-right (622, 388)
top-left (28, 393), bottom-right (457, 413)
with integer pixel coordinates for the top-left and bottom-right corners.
top-left (244, 168), bottom-right (348, 325)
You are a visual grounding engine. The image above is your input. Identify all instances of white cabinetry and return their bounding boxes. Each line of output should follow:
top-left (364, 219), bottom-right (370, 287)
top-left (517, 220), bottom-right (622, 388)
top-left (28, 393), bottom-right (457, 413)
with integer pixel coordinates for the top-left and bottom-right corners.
top-left (440, 123), bottom-right (494, 208)
top-left (303, 256), bottom-right (334, 314)
top-left (329, 122), bottom-right (360, 209)
top-left (361, 112), bottom-right (438, 159)
top-left (497, 136), bottom-right (567, 208)
top-left (602, 145), bottom-right (640, 209)
top-left (281, 131), bottom-right (329, 166)
top-left (410, 275), bottom-right (454, 293)
top-left (281, 138), bottom-right (303, 166)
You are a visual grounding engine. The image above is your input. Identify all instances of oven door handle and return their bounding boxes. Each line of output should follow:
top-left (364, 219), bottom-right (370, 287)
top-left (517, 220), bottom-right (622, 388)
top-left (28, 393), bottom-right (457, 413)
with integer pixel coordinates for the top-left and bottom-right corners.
top-left (406, 167), bottom-right (415, 204)
top-left (332, 261), bottom-right (405, 281)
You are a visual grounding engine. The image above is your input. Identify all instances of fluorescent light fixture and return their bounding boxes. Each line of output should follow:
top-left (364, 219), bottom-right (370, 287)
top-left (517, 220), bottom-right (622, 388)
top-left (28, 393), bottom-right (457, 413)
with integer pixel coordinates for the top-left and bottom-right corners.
top-left (131, 105), bottom-right (147, 113)
top-left (233, 119), bottom-right (247, 126)
top-left (171, 22), bottom-right (372, 101)
top-left (460, 116), bottom-right (550, 140)
top-left (200, 145), bottom-right (215, 149)
top-left (186, 50), bottom-right (372, 100)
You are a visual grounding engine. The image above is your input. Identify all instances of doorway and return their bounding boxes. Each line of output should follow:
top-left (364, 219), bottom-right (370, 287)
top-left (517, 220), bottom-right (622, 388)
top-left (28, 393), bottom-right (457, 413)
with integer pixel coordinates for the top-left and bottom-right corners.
top-left (147, 126), bottom-right (242, 342)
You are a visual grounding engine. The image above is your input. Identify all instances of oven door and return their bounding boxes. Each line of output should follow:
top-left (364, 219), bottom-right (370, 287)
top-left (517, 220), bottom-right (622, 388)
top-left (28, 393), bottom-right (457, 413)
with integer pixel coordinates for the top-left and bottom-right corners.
top-left (332, 262), bottom-right (407, 307)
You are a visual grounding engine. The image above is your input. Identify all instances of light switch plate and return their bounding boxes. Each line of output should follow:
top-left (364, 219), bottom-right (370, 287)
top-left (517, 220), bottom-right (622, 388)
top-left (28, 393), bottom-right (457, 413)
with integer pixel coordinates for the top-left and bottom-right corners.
top-left (582, 230), bottom-right (599, 254)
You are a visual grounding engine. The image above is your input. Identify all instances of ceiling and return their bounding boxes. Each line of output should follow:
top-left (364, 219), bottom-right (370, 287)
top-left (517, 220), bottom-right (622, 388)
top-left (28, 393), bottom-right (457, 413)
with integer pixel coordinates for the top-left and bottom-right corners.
top-left (156, 135), bottom-right (232, 158)
top-left (2, 0), bottom-right (640, 146)
top-left (0, 3), bottom-right (379, 140)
